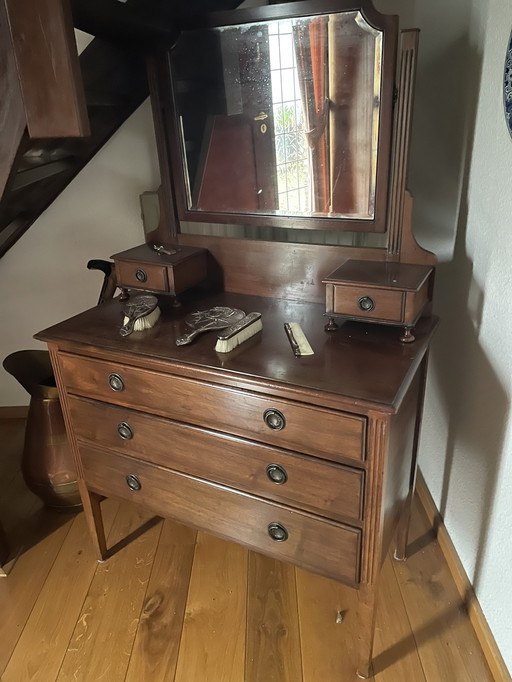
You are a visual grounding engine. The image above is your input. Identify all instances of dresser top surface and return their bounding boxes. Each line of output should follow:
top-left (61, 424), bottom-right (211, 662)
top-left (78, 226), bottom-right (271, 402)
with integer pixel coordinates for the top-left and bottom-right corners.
top-left (37, 292), bottom-right (438, 413)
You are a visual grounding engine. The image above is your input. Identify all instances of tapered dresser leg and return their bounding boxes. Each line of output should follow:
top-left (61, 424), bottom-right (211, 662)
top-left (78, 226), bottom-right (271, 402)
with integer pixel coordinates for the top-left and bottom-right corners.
top-left (79, 482), bottom-right (107, 561)
top-left (356, 583), bottom-right (379, 679)
top-left (395, 484), bottom-right (415, 561)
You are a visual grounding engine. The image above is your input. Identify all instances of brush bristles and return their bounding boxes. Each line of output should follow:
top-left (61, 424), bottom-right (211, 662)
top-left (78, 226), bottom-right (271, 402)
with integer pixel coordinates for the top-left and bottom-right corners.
top-left (215, 317), bottom-right (262, 353)
top-left (123, 306), bottom-right (161, 332)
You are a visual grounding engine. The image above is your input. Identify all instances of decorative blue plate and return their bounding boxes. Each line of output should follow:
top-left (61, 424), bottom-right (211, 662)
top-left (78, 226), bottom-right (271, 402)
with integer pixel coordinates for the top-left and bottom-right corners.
top-left (505, 31), bottom-right (512, 137)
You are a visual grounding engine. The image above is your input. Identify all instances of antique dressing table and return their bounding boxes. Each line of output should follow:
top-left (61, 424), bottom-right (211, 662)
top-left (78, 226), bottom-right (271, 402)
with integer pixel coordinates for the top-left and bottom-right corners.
top-left (37, 1), bottom-right (437, 677)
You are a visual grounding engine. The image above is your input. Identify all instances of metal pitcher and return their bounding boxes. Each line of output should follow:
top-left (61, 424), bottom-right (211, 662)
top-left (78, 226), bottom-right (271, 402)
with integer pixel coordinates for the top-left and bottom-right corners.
top-left (3, 350), bottom-right (81, 511)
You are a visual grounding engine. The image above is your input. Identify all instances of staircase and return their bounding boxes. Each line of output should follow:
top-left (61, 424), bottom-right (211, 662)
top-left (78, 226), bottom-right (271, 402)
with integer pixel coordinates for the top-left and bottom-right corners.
top-left (0, 0), bottom-right (242, 259)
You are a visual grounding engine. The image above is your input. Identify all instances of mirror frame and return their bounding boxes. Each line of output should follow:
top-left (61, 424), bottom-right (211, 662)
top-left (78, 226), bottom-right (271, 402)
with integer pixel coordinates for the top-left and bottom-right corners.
top-left (160, 0), bottom-right (398, 234)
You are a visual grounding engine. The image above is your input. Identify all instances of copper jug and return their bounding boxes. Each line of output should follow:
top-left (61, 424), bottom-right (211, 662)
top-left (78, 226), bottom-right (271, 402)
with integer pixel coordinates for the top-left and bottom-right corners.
top-left (3, 350), bottom-right (82, 511)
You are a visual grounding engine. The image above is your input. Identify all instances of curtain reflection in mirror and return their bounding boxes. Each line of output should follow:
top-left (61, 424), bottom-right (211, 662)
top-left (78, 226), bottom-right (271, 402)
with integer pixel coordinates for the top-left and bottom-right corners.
top-left (329, 14), bottom-right (381, 218)
top-left (293, 17), bottom-right (329, 214)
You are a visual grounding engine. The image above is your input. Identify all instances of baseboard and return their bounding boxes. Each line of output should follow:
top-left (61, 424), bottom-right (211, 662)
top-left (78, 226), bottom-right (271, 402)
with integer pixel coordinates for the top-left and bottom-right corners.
top-left (416, 469), bottom-right (511, 682)
top-left (0, 406), bottom-right (28, 419)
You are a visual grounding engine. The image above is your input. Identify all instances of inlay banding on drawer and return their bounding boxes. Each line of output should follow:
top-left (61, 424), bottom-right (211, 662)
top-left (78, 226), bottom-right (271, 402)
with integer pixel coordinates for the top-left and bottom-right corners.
top-left (69, 396), bottom-right (365, 523)
top-left (60, 354), bottom-right (366, 464)
top-left (80, 445), bottom-right (362, 586)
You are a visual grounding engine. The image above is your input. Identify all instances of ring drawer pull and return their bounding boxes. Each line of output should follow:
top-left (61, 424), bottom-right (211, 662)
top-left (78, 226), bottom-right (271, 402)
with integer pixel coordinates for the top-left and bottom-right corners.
top-left (135, 268), bottom-right (148, 283)
top-left (108, 373), bottom-right (125, 392)
top-left (266, 463), bottom-right (288, 485)
top-left (268, 522), bottom-right (288, 542)
top-left (263, 408), bottom-right (286, 431)
top-left (117, 422), bottom-right (133, 440)
top-left (125, 474), bottom-right (141, 491)
top-left (358, 296), bottom-right (375, 312)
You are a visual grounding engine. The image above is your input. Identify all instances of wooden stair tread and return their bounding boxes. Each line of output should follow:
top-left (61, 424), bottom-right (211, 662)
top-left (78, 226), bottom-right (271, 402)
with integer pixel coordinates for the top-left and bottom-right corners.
top-left (11, 161), bottom-right (74, 191)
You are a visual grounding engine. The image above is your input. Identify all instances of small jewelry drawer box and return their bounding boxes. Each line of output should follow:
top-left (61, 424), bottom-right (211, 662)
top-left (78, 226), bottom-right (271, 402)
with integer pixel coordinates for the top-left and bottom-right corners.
top-left (111, 243), bottom-right (208, 296)
top-left (323, 259), bottom-right (434, 341)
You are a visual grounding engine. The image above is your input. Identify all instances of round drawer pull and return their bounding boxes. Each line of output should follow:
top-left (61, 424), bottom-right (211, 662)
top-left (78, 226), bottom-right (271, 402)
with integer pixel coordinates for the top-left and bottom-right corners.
top-left (358, 296), bottom-right (375, 312)
top-left (263, 408), bottom-right (286, 431)
top-left (117, 422), bottom-right (133, 440)
top-left (108, 373), bottom-right (125, 392)
top-left (135, 268), bottom-right (148, 283)
top-left (268, 522), bottom-right (288, 542)
top-left (125, 474), bottom-right (141, 491)
top-left (266, 463), bottom-right (288, 485)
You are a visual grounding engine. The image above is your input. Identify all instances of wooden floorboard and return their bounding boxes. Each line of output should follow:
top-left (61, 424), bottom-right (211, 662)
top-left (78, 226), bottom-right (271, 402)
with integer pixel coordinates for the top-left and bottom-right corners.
top-left (246, 552), bottom-right (302, 682)
top-left (0, 418), bottom-right (495, 681)
top-left (174, 533), bottom-right (248, 682)
top-left (391, 503), bottom-right (495, 682)
top-left (296, 563), bottom-right (360, 680)
top-left (1, 499), bottom-right (120, 682)
top-left (56, 504), bottom-right (162, 682)
top-left (372, 557), bottom-right (426, 681)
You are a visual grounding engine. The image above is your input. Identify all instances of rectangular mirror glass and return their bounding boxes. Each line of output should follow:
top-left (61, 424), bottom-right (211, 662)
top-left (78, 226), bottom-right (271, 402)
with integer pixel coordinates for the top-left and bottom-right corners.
top-left (171, 9), bottom-right (384, 224)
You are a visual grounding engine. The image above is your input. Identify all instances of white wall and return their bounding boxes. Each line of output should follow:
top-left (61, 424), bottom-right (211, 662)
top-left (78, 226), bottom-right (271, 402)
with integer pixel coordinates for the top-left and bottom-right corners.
top-left (0, 98), bottom-right (159, 404)
top-left (377, 0), bottom-right (512, 670)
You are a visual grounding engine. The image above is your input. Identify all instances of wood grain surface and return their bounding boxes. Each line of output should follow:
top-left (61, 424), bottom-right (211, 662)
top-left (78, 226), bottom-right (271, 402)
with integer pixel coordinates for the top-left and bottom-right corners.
top-left (61, 353), bottom-right (366, 464)
top-left (56, 503), bottom-right (161, 682)
top-left (0, 419), bottom-right (495, 682)
top-left (79, 445), bottom-right (362, 586)
top-left (124, 520), bottom-right (197, 682)
top-left (5, 0), bottom-right (89, 138)
top-left (174, 533), bottom-right (247, 682)
top-left (37, 292), bottom-right (438, 414)
top-left (69, 396), bottom-right (365, 524)
top-left (0, 0), bottom-right (26, 197)
top-left (246, 552), bottom-right (302, 682)
top-left (1, 499), bottom-right (119, 682)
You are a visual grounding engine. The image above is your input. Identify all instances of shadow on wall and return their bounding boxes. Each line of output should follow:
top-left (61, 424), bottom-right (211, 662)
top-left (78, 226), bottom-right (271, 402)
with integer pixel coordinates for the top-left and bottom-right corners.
top-left (433, 224), bottom-right (509, 594)
top-left (421, 24), bottom-right (510, 594)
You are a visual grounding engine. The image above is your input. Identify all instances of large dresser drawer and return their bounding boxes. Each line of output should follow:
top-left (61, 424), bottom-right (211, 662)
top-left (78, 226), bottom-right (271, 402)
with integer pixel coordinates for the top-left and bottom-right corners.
top-left (69, 397), bottom-right (364, 523)
top-left (60, 354), bottom-right (366, 464)
top-left (80, 445), bottom-right (361, 585)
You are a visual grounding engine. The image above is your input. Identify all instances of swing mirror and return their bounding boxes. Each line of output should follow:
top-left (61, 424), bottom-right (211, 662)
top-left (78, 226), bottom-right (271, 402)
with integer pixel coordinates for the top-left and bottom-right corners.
top-left (166, 1), bottom-right (398, 232)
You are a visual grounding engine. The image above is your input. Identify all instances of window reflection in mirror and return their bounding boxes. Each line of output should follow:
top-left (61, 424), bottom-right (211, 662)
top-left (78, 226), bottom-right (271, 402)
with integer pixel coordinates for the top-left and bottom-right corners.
top-left (171, 11), bottom-right (383, 221)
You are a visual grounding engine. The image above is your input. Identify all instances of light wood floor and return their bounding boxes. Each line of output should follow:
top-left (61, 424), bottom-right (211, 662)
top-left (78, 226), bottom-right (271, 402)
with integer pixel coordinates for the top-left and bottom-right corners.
top-left (0, 418), bottom-right (494, 682)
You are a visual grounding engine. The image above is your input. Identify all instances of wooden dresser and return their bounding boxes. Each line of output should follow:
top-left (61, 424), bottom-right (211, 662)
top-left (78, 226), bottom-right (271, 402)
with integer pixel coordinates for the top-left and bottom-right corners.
top-left (37, 291), bottom-right (437, 677)
top-left (35, 2), bottom-right (438, 675)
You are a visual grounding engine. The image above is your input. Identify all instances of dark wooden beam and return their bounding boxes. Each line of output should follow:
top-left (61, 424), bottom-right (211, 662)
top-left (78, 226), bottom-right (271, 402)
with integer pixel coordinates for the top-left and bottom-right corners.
top-left (70, 0), bottom-right (245, 49)
top-left (70, 0), bottom-right (179, 48)
top-left (0, 0), bottom-right (26, 196)
top-left (5, 0), bottom-right (90, 138)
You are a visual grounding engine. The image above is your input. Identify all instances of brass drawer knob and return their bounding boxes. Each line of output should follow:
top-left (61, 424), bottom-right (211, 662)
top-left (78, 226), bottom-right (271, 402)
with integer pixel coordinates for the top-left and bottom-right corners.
top-left (117, 422), bottom-right (133, 440)
top-left (266, 463), bottom-right (288, 485)
top-left (358, 296), bottom-right (375, 312)
top-left (108, 373), bottom-right (125, 392)
top-left (135, 268), bottom-right (148, 283)
top-left (263, 408), bottom-right (286, 431)
top-left (125, 474), bottom-right (141, 491)
top-left (268, 522), bottom-right (288, 542)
